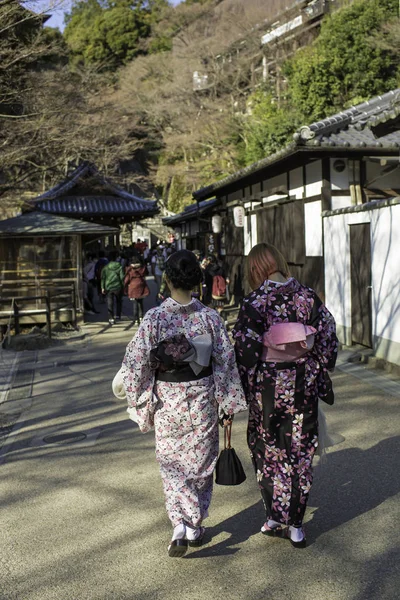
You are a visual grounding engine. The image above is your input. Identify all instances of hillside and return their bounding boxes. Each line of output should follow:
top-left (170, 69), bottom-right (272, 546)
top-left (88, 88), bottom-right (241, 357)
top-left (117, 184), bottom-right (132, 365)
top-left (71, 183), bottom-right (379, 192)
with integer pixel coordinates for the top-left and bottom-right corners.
top-left (1, 0), bottom-right (398, 215)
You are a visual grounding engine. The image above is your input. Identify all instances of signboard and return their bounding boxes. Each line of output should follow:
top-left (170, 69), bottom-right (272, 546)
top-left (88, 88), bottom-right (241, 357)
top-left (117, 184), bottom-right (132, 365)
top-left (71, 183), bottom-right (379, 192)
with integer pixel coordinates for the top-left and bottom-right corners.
top-left (233, 206), bottom-right (245, 227)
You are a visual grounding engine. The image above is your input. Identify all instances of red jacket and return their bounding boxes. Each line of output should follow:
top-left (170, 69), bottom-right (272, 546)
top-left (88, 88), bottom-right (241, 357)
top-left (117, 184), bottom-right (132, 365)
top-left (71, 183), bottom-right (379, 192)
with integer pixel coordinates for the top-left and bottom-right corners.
top-left (124, 265), bottom-right (148, 299)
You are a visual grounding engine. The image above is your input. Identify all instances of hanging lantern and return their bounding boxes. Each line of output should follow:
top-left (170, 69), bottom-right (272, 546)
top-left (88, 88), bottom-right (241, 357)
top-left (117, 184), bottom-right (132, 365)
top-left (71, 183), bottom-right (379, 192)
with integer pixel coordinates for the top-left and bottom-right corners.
top-left (211, 214), bottom-right (222, 233)
top-left (233, 206), bottom-right (245, 227)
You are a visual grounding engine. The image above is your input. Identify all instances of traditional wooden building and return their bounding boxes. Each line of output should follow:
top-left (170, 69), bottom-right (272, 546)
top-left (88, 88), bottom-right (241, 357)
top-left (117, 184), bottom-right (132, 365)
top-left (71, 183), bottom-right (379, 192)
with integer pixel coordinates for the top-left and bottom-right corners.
top-left (28, 162), bottom-right (159, 243)
top-left (163, 199), bottom-right (218, 254)
top-left (0, 163), bottom-right (159, 329)
top-left (0, 212), bottom-right (118, 327)
top-left (190, 88), bottom-right (400, 366)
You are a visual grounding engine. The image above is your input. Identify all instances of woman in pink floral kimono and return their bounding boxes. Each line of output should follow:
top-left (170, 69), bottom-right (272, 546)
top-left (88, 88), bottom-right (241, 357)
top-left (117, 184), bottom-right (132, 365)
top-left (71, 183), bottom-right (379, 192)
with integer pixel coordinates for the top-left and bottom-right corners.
top-left (233, 243), bottom-right (338, 548)
top-left (120, 250), bottom-right (247, 557)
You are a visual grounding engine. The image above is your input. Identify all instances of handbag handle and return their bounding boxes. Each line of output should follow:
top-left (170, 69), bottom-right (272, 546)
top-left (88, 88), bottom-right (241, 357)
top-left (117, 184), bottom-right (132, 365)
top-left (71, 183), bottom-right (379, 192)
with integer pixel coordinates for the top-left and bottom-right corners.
top-left (224, 422), bottom-right (232, 449)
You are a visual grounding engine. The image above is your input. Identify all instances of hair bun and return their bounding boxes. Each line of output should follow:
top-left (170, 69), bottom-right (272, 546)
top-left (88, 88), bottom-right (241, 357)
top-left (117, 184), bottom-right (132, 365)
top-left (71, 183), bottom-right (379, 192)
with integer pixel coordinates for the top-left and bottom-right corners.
top-left (165, 250), bottom-right (202, 291)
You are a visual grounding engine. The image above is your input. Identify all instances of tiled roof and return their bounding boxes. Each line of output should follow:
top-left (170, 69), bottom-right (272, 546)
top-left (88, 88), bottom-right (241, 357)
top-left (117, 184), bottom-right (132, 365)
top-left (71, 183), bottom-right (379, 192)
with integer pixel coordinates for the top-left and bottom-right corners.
top-left (0, 212), bottom-right (119, 236)
top-left (294, 89), bottom-right (400, 148)
top-left (31, 163), bottom-right (158, 216)
top-left (194, 89), bottom-right (400, 201)
top-left (36, 196), bottom-right (157, 216)
top-left (162, 198), bottom-right (218, 226)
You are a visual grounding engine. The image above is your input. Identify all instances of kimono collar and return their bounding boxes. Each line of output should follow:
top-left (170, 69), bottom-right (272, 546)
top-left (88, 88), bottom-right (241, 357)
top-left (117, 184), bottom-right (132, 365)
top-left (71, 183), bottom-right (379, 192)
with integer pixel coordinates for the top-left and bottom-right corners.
top-left (265, 276), bottom-right (294, 287)
top-left (245, 277), bottom-right (302, 304)
top-left (260, 277), bottom-right (298, 293)
top-left (163, 297), bottom-right (200, 314)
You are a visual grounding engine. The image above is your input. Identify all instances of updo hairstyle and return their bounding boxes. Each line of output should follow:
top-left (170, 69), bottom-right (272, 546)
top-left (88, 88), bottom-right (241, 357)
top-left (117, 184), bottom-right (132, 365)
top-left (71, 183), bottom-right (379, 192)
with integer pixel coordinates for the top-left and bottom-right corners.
top-left (165, 249), bottom-right (202, 291)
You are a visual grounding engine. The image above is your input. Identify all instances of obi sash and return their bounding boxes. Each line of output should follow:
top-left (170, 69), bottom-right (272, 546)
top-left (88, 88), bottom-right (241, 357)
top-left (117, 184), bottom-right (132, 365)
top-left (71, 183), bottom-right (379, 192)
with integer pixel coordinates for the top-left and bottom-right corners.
top-left (152, 333), bottom-right (213, 382)
top-left (156, 364), bottom-right (213, 382)
top-left (261, 322), bottom-right (316, 362)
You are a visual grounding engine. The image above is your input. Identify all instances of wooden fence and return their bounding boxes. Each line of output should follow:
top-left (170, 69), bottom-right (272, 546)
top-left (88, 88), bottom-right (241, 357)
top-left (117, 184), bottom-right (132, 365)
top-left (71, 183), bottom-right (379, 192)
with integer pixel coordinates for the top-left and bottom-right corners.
top-left (0, 283), bottom-right (77, 337)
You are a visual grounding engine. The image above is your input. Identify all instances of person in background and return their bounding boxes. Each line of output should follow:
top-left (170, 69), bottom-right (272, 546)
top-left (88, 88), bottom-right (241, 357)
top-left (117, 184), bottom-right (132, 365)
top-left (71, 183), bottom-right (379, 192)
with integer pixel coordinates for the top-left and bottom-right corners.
top-left (157, 271), bottom-right (170, 304)
top-left (95, 251), bottom-right (108, 303)
top-left (143, 243), bottom-right (150, 263)
top-left (228, 255), bottom-right (245, 307)
top-left (116, 250), bottom-right (128, 270)
top-left (101, 251), bottom-right (125, 325)
top-left (204, 254), bottom-right (229, 316)
top-left (124, 256), bottom-right (149, 325)
top-left (233, 243), bottom-right (338, 548)
top-left (83, 254), bottom-right (99, 314)
top-left (119, 250), bottom-right (247, 557)
top-left (136, 239), bottom-right (147, 254)
top-left (151, 245), bottom-right (166, 291)
top-left (191, 250), bottom-right (203, 301)
top-left (200, 255), bottom-right (211, 302)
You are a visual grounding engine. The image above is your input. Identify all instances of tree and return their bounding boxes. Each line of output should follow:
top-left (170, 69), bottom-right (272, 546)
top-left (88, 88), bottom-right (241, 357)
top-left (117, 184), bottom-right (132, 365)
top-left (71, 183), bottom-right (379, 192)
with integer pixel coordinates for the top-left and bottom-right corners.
top-left (370, 16), bottom-right (400, 59)
top-left (0, 1), bottom-right (154, 210)
top-left (285, 0), bottom-right (400, 122)
top-left (117, 0), bottom-right (279, 205)
top-left (240, 90), bottom-right (301, 165)
top-left (64, 1), bottom-right (152, 68)
top-left (63, 0), bottom-right (172, 67)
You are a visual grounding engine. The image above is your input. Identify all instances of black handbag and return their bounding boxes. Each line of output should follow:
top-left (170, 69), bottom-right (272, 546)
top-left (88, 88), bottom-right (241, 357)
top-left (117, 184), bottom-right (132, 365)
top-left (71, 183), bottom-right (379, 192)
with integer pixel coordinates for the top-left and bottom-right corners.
top-left (215, 422), bottom-right (246, 486)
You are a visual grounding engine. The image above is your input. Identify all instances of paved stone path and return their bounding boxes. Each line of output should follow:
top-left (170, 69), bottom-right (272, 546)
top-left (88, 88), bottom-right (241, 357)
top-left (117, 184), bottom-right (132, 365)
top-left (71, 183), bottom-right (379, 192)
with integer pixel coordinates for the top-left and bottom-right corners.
top-left (0, 286), bottom-right (399, 600)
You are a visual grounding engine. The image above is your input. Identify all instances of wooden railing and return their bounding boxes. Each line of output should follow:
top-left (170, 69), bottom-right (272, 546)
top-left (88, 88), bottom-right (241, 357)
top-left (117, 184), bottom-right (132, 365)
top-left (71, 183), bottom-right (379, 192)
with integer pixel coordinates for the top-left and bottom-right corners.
top-left (0, 283), bottom-right (77, 338)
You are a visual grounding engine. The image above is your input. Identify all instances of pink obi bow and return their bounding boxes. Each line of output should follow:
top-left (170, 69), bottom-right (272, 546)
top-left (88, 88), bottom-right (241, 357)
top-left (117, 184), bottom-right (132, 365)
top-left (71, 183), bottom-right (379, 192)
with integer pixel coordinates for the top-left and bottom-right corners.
top-left (261, 323), bottom-right (317, 362)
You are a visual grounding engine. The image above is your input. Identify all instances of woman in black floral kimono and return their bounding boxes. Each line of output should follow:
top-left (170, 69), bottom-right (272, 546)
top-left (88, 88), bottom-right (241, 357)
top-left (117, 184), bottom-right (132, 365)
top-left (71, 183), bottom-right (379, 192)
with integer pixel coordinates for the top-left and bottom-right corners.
top-left (233, 243), bottom-right (338, 548)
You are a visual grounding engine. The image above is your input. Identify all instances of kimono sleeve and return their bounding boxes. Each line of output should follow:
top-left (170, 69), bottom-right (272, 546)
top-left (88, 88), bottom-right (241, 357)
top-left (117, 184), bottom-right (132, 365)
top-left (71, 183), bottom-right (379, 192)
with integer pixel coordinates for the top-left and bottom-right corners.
top-left (121, 311), bottom-right (158, 431)
top-left (232, 302), bottom-right (264, 397)
top-left (209, 313), bottom-right (247, 417)
top-left (309, 295), bottom-right (338, 370)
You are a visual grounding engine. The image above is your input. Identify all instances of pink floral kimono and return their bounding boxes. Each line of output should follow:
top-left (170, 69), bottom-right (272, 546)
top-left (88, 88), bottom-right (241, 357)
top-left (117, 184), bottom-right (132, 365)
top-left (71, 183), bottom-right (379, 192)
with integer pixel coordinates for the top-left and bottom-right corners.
top-left (121, 297), bottom-right (247, 529)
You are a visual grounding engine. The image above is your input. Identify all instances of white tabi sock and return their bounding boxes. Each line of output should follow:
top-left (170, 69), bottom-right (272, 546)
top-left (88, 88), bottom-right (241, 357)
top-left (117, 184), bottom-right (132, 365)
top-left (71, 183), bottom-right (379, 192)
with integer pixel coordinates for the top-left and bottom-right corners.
top-left (186, 526), bottom-right (202, 541)
top-left (172, 523), bottom-right (186, 541)
top-left (267, 519), bottom-right (282, 529)
top-left (289, 526), bottom-right (304, 542)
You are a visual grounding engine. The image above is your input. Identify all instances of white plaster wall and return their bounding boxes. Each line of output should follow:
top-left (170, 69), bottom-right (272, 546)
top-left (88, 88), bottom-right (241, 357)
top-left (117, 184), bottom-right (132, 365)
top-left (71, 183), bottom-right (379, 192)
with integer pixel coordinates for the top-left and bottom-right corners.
top-left (366, 161), bottom-right (400, 189)
top-left (289, 167), bottom-right (304, 199)
top-left (251, 214), bottom-right (258, 249)
top-left (324, 204), bottom-right (400, 359)
top-left (331, 196), bottom-right (352, 210)
top-left (305, 160), bottom-right (322, 197)
top-left (304, 201), bottom-right (323, 256)
top-left (244, 215), bottom-right (252, 255)
top-left (262, 174), bottom-right (286, 194)
top-left (330, 158), bottom-right (350, 190)
top-left (244, 209), bottom-right (259, 255)
top-left (370, 205), bottom-right (400, 348)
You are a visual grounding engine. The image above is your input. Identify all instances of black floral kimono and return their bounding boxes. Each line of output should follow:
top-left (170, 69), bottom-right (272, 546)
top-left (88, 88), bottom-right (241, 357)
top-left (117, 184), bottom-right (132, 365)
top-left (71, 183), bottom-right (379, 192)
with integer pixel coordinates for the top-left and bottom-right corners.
top-left (233, 278), bottom-right (338, 527)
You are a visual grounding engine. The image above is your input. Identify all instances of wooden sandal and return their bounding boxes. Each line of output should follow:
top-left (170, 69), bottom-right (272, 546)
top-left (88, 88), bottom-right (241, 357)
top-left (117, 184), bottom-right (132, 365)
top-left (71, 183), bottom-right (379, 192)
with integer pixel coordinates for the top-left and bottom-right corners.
top-left (261, 522), bottom-right (284, 537)
top-left (187, 526), bottom-right (206, 547)
top-left (168, 539), bottom-right (188, 557)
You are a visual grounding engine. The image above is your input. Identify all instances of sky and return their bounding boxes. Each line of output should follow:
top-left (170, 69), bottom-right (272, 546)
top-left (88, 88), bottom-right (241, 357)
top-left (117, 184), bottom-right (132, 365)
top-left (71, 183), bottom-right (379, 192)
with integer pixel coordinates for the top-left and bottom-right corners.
top-left (37, 0), bottom-right (183, 31)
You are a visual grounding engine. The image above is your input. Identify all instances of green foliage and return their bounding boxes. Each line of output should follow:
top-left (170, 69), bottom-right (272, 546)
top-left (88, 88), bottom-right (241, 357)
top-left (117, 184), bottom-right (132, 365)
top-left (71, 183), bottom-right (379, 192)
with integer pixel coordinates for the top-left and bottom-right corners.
top-left (167, 174), bottom-right (192, 213)
top-left (64, 1), bottom-right (157, 67)
top-left (63, 0), bottom-right (102, 64)
top-left (241, 91), bottom-right (301, 165)
top-left (86, 7), bottom-right (149, 65)
top-left (147, 35), bottom-right (173, 53)
top-left (285, 0), bottom-right (399, 121)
